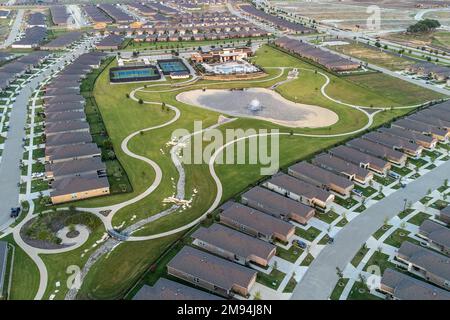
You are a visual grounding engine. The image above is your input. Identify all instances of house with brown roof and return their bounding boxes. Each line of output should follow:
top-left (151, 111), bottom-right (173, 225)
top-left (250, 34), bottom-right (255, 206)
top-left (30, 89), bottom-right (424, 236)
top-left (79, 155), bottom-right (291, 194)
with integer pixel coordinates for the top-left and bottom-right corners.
top-left (288, 162), bottom-right (354, 197)
top-left (263, 172), bottom-right (334, 211)
top-left (312, 154), bottom-right (373, 185)
top-left (380, 268), bottom-right (450, 300)
top-left (219, 202), bottom-right (295, 243)
top-left (418, 220), bottom-right (450, 255)
top-left (329, 145), bottom-right (391, 175)
top-left (50, 174), bottom-right (110, 204)
top-left (133, 278), bottom-right (223, 300)
top-left (167, 246), bottom-right (257, 298)
top-left (241, 186), bottom-right (315, 225)
top-left (347, 138), bottom-right (407, 166)
top-left (192, 224), bottom-right (276, 267)
top-left (397, 241), bottom-right (450, 290)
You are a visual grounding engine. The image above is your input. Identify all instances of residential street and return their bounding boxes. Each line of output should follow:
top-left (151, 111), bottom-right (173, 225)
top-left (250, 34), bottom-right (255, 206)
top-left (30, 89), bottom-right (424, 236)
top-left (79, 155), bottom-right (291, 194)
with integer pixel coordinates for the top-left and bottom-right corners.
top-left (1, 9), bottom-right (24, 49)
top-left (291, 159), bottom-right (450, 300)
top-left (0, 38), bottom-right (97, 230)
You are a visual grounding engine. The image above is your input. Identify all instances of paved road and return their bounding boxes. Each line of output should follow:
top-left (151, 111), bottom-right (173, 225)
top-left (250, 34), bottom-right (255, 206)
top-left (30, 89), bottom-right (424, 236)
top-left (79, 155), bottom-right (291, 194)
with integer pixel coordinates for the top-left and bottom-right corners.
top-left (292, 159), bottom-right (450, 300)
top-left (67, 4), bottom-right (87, 29)
top-left (1, 8), bottom-right (23, 49)
top-left (0, 38), bottom-right (96, 230)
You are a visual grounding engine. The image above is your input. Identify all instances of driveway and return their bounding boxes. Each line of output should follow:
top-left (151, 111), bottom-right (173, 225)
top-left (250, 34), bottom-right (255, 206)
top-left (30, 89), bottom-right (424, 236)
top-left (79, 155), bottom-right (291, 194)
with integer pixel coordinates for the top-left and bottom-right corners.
top-left (291, 159), bottom-right (450, 300)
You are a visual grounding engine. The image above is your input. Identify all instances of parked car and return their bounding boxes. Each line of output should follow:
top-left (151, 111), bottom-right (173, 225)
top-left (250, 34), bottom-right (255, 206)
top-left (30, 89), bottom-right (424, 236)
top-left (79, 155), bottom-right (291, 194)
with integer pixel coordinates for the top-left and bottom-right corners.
top-left (293, 239), bottom-right (307, 249)
top-left (327, 237), bottom-right (334, 244)
top-left (352, 189), bottom-right (363, 197)
top-left (388, 171), bottom-right (401, 180)
top-left (10, 207), bottom-right (21, 218)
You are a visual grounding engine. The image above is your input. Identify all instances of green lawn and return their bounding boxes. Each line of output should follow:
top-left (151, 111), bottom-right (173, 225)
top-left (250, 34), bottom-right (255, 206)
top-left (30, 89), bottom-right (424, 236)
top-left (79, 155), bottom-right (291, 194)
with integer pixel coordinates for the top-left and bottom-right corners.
top-left (354, 185), bottom-right (377, 197)
top-left (295, 226), bottom-right (322, 242)
top-left (373, 225), bottom-right (392, 240)
top-left (373, 175), bottom-right (396, 186)
top-left (276, 245), bottom-right (303, 263)
top-left (390, 165), bottom-right (412, 176)
top-left (364, 251), bottom-right (396, 274)
top-left (407, 212), bottom-right (431, 226)
top-left (351, 245), bottom-right (370, 267)
top-left (256, 269), bottom-right (286, 290)
top-left (347, 281), bottom-right (383, 300)
top-left (3, 235), bottom-right (40, 300)
top-left (330, 278), bottom-right (349, 300)
top-left (282, 275), bottom-right (298, 293)
top-left (334, 196), bottom-right (359, 209)
top-left (300, 253), bottom-right (314, 266)
top-left (315, 210), bottom-right (339, 224)
top-left (384, 229), bottom-right (421, 248)
top-left (430, 199), bottom-right (449, 210)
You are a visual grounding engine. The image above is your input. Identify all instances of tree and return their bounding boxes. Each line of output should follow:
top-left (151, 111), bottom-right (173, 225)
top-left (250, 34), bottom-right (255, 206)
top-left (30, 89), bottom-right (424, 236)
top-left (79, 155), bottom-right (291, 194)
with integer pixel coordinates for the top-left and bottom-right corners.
top-left (138, 99), bottom-right (144, 104)
top-left (253, 291), bottom-right (262, 300)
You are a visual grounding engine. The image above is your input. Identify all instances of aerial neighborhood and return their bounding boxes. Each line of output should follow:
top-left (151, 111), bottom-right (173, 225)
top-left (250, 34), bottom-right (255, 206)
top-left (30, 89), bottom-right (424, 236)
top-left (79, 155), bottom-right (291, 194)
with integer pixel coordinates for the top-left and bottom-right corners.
top-left (0, 0), bottom-right (449, 307)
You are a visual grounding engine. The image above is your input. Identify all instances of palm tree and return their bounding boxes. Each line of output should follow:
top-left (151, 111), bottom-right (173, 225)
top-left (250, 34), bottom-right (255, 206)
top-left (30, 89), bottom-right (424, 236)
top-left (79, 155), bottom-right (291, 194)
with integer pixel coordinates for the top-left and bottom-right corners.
top-left (253, 291), bottom-right (262, 300)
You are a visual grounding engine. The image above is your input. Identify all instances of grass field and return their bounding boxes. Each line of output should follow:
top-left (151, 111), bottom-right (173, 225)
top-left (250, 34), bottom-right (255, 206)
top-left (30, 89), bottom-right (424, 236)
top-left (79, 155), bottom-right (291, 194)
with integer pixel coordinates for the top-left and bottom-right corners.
top-left (331, 42), bottom-right (413, 71)
top-left (384, 31), bottom-right (450, 51)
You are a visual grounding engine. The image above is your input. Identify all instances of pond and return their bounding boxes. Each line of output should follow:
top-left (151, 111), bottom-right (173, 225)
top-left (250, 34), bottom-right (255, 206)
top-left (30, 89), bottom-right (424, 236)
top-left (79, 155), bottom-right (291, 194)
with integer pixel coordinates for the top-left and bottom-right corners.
top-left (176, 88), bottom-right (338, 128)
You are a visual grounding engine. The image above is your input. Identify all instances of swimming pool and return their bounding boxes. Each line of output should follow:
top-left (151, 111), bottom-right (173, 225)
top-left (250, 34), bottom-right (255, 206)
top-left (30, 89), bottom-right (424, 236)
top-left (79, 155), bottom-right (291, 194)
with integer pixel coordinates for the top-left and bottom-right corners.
top-left (110, 65), bottom-right (161, 83)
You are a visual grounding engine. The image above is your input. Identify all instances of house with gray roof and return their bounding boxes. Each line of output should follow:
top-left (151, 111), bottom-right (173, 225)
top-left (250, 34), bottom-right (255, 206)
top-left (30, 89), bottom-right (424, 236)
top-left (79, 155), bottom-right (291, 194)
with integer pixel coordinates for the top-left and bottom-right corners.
top-left (397, 241), bottom-right (450, 290)
top-left (45, 157), bottom-right (106, 181)
top-left (45, 143), bottom-right (101, 163)
top-left (419, 220), bottom-right (450, 255)
top-left (192, 224), bottom-right (276, 267)
top-left (440, 206), bottom-right (450, 225)
top-left (313, 154), bottom-right (373, 185)
top-left (379, 127), bottom-right (437, 150)
top-left (133, 278), bottom-right (223, 300)
top-left (241, 186), bottom-right (315, 225)
top-left (288, 161), bottom-right (354, 197)
top-left (329, 145), bottom-right (391, 175)
top-left (347, 138), bottom-right (407, 166)
top-left (219, 202), bottom-right (295, 243)
top-left (263, 172), bottom-right (334, 211)
top-left (380, 268), bottom-right (450, 300)
top-left (167, 246), bottom-right (257, 298)
top-left (363, 132), bottom-right (423, 158)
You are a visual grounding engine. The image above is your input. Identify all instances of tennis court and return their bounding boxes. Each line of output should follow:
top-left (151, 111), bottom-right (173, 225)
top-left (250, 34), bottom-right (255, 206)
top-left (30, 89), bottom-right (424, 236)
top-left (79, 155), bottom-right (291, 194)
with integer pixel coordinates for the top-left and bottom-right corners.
top-left (110, 65), bottom-right (161, 83)
top-left (157, 59), bottom-right (189, 75)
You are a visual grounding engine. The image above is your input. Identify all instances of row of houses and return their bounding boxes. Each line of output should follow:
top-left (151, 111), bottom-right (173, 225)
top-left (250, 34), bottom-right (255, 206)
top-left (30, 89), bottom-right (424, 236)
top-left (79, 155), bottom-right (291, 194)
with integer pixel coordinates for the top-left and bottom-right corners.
top-left (406, 62), bottom-right (450, 83)
top-left (94, 34), bottom-right (124, 50)
top-left (0, 51), bottom-right (49, 92)
top-left (40, 31), bottom-right (84, 51)
top-left (238, 3), bottom-right (314, 34)
top-left (40, 52), bottom-right (111, 205)
top-left (274, 37), bottom-right (360, 72)
top-left (380, 220), bottom-right (450, 300)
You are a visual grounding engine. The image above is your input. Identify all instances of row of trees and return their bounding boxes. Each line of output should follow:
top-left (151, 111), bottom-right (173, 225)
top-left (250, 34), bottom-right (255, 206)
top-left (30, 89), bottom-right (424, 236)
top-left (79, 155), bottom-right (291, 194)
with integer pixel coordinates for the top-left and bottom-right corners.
top-left (407, 19), bottom-right (441, 33)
